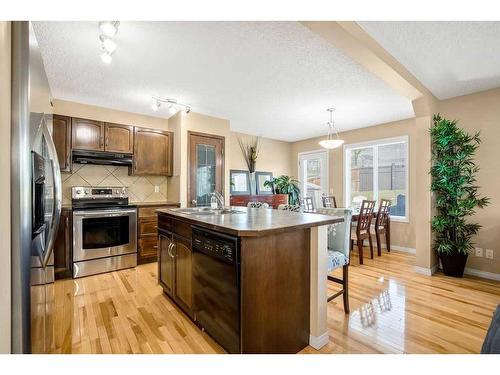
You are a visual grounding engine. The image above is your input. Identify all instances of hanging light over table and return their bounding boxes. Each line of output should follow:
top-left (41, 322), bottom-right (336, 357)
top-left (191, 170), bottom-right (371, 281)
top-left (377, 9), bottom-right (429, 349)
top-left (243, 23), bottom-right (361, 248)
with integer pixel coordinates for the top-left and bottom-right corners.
top-left (319, 108), bottom-right (344, 149)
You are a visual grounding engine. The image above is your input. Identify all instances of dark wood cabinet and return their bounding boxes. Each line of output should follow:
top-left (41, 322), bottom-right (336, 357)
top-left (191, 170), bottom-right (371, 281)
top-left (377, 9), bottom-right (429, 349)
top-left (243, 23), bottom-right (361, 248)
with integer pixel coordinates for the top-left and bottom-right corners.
top-left (54, 209), bottom-right (72, 280)
top-left (104, 122), bottom-right (134, 153)
top-left (137, 204), bottom-right (179, 264)
top-left (158, 233), bottom-right (174, 296)
top-left (158, 217), bottom-right (193, 317)
top-left (133, 128), bottom-right (173, 176)
top-left (230, 194), bottom-right (288, 209)
top-left (71, 117), bottom-right (104, 151)
top-left (172, 234), bottom-right (193, 312)
top-left (52, 115), bottom-right (72, 172)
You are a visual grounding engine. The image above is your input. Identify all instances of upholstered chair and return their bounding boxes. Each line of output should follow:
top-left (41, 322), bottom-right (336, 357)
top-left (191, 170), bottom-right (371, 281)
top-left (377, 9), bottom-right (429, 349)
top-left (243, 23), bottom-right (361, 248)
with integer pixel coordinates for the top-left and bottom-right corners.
top-left (317, 207), bottom-right (353, 313)
top-left (277, 204), bottom-right (302, 212)
top-left (247, 201), bottom-right (270, 209)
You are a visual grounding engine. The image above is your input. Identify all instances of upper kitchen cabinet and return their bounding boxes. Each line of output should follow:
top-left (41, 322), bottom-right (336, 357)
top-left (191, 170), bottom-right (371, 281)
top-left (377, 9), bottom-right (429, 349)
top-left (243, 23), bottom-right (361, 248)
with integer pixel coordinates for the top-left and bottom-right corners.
top-left (133, 127), bottom-right (173, 176)
top-left (71, 117), bottom-right (104, 151)
top-left (104, 122), bottom-right (134, 153)
top-left (52, 114), bottom-right (72, 172)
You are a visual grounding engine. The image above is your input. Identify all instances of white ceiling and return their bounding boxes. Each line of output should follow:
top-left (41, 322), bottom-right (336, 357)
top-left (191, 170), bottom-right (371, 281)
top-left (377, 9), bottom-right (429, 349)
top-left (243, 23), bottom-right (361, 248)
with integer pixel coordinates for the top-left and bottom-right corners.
top-left (359, 21), bottom-right (500, 100)
top-left (33, 21), bottom-right (414, 142)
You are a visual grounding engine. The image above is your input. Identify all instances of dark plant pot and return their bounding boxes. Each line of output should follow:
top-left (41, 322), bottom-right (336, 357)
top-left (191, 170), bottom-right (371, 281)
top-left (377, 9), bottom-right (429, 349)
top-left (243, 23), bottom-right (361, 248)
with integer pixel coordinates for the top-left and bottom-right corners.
top-left (440, 252), bottom-right (468, 278)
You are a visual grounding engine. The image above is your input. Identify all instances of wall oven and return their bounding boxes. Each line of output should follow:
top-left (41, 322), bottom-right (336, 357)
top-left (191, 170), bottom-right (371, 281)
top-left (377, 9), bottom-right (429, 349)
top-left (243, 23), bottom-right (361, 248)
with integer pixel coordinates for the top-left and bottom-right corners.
top-left (72, 187), bottom-right (137, 278)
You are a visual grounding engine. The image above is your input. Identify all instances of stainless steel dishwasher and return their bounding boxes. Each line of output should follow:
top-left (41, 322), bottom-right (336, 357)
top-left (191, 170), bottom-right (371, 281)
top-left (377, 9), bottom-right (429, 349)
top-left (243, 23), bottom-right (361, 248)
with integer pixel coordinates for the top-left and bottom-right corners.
top-left (192, 227), bottom-right (240, 354)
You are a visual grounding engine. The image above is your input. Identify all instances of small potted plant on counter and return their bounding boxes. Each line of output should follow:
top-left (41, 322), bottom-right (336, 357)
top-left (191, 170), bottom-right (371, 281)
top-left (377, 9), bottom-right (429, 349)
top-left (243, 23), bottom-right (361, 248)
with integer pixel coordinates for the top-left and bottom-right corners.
top-left (430, 114), bottom-right (490, 277)
top-left (264, 175), bottom-right (301, 205)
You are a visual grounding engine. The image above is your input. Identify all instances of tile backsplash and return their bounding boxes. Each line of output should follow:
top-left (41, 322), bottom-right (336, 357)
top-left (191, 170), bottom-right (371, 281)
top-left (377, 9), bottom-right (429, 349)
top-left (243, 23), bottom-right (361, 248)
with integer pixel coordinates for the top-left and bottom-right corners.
top-left (61, 164), bottom-right (168, 205)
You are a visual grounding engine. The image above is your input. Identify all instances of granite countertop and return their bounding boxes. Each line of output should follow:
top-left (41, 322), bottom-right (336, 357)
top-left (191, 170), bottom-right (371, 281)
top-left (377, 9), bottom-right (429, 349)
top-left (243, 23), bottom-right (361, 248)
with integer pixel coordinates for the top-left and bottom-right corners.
top-left (157, 206), bottom-right (342, 237)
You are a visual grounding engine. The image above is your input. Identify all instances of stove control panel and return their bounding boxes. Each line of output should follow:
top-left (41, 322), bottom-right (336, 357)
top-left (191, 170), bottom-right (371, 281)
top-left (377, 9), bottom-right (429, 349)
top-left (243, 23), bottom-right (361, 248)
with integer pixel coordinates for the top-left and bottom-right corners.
top-left (72, 186), bottom-right (128, 200)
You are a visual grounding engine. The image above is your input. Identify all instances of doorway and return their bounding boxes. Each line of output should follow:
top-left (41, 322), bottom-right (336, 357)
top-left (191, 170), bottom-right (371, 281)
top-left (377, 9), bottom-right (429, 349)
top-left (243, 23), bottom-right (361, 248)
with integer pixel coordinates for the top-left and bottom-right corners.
top-left (298, 150), bottom-right (329, 208)
top-left (188, 131), bottom-right (225, 207)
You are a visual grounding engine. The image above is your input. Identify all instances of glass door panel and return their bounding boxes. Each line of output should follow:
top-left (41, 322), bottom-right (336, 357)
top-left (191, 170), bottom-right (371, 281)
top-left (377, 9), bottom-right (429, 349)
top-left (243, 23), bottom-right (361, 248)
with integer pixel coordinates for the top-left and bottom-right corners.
top-left (298, 151), bottom-right (328, 209)
top-left (348, 147), bottom-right (374, 209)
top-left (196, 144), bottom-right (216, 206)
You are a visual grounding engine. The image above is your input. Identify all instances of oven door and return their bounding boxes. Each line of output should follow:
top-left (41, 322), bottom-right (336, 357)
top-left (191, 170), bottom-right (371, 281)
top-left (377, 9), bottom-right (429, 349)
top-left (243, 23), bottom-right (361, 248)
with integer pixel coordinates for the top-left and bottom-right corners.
top-left (73, 208), bottom-right (137, 262)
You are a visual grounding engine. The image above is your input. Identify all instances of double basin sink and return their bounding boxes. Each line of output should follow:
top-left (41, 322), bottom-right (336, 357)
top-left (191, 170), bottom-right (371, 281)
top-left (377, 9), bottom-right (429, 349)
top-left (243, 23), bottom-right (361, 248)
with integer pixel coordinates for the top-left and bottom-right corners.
top-left (171, 207), bottom-right (245, 216)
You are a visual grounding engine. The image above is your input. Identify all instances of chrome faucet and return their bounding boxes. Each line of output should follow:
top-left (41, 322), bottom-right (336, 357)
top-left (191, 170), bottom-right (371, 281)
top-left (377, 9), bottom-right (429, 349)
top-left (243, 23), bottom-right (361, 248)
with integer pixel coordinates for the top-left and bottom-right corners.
top-left (212, 191), bottom-right (225, 210)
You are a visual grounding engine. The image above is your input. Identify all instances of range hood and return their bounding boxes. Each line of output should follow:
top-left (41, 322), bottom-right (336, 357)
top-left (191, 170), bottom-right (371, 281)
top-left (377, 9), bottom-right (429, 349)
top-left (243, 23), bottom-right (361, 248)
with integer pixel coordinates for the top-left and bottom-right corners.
top-left (72, 150), bottom-right (133, 166)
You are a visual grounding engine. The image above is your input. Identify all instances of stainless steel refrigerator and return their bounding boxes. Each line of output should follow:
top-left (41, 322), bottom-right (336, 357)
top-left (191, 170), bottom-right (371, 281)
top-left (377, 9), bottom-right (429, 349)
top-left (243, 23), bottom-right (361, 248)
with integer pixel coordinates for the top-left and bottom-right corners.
top-left (11, 21), bottom-right (62, 354)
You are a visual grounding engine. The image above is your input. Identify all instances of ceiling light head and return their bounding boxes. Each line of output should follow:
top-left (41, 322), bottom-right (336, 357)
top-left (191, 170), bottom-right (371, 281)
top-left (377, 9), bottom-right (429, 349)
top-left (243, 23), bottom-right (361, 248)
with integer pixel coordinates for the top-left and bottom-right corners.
top-left (100, 35), bottom-right (117, 54)
top-left (319, 107), bottom-right (344, 149)
top-left (99, 21), bottom-right (120, 37)
top-left (100, 52), bottom-right (112, 64)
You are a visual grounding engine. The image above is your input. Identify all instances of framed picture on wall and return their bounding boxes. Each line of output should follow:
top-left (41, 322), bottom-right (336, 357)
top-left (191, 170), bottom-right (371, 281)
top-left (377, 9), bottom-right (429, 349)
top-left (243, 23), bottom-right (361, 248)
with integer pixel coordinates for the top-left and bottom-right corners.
top-left (230, 170), bottom-right (251, 195)
top-left (256, 171), bottom-right (273, 195)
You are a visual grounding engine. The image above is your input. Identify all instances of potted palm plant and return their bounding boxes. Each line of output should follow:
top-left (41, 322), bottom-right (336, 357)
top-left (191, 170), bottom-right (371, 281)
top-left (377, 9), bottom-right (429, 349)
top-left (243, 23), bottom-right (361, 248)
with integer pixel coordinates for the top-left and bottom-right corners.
top-left (430, 114), bottom-right (490, 277)
top-left (264, 175), bottom-right (301, 205)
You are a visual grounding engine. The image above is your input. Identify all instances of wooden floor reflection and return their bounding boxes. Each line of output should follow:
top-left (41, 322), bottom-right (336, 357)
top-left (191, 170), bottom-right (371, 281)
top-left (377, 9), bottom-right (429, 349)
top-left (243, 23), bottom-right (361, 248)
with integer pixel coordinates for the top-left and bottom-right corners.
top-left (51, 250), bottom-right (500, 354)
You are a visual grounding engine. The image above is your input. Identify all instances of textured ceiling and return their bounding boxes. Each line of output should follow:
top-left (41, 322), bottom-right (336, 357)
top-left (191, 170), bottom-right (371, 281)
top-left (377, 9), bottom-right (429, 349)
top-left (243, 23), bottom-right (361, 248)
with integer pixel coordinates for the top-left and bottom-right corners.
top-left (32, 21), bottom-right (414, 142)
top-left (359, 21), bottom-right (500, 100)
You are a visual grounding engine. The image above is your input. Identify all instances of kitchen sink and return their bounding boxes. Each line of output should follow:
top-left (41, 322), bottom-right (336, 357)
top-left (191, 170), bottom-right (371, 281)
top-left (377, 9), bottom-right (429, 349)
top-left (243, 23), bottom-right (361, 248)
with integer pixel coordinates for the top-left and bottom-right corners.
top-left (171, 207), bottom-right (245, 215)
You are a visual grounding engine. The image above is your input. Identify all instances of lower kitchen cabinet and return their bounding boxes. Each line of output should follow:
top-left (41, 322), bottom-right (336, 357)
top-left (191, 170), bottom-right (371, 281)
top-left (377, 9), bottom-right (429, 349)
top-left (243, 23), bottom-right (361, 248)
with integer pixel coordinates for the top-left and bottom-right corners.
top-left (157, 218), bottom-right (193, 317)
top-left (137, 204), bottom-right (179, 264)
top-left (172, 234), bottom-right (193, 312)
top-left (158, 232), bottom-right (174, 296)
top-left (54, 209), bottom-right (72, 280)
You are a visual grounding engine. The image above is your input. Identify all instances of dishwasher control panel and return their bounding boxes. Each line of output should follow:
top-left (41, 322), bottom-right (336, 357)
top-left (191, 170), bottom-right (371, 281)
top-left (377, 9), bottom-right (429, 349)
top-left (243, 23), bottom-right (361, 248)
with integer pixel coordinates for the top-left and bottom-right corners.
top-left (192, 227), bottom-right (239, 263)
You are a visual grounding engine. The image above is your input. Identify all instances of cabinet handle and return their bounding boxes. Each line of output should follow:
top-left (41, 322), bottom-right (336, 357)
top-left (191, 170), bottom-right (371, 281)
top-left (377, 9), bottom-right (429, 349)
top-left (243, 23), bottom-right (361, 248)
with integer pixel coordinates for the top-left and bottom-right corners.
top-left (167, 242), bottom-right (173, 258)
top-left (171, 243), bottom-right (177, 258)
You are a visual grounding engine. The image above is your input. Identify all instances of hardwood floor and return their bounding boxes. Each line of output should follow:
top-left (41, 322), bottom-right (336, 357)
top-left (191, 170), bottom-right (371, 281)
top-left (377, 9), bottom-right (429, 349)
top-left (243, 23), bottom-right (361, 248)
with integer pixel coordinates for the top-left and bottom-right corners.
top-left (50, 250), bottom-right (500, 354)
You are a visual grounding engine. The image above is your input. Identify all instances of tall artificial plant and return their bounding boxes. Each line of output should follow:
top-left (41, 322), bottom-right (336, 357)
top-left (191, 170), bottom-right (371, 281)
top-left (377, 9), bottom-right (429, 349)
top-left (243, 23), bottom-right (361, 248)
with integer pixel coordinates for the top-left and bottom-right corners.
top-left (264, 175), bottom-right (301, 205)
top-left (430, 114), bottom-right (489, 257)
top-left (237, 136), bottom-right (261, 173)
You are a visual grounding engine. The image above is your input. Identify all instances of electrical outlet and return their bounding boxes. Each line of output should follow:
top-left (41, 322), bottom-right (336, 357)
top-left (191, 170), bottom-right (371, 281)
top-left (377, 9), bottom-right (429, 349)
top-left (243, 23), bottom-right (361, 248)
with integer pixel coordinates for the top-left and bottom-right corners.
top-left (485, 249), bottom-right (494, 259)
top-left (154, 185), bottom-right (160, 193)
top-left (475, 247), bottom-right (483, 257)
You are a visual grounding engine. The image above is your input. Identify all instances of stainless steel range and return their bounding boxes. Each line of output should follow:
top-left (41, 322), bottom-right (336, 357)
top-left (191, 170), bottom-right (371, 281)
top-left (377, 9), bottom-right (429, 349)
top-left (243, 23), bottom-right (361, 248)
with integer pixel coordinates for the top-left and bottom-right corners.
top-left (72, 186), bottom-right (137, 278)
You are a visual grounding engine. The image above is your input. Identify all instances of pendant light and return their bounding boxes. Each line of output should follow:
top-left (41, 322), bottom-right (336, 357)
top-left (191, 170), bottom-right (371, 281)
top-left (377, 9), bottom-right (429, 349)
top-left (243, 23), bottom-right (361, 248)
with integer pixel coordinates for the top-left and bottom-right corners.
top-left (319, 108), bottom-right (344, 149)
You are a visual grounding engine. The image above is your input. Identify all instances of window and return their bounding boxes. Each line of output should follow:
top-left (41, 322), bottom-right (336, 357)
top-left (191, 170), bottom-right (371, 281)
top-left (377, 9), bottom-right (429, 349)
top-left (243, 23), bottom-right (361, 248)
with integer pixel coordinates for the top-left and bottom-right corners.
top-left (344, 136), bottom-right (408, 221)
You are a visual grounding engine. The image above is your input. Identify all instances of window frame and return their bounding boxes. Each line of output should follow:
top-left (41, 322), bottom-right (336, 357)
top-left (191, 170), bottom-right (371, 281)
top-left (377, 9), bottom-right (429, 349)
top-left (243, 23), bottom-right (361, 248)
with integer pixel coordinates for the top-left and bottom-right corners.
top-left (343, 135), bottom-right (409, 222)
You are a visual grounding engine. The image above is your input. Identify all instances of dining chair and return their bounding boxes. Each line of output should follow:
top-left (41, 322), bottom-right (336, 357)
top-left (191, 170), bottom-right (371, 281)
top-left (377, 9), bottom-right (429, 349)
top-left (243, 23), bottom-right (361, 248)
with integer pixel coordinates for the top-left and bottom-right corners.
top-left (247, 201), bottom-right (270, 209)
top-left (317, 207), bottom-right (352, 313)
top-left (373, 199), bottom-right (391, 256)
top-left (322, 195), bottom-right (337, 208)
top-left (277, 204), bottom-right (302, 212)
top-left (300, 197), bottom-right (315, 212)
top-left (351, 199), bottom-right (376, 265)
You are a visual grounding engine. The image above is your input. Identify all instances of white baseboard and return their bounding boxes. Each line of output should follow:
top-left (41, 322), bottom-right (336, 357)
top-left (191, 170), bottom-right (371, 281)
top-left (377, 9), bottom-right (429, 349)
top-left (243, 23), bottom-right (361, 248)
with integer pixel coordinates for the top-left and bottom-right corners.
top-left (414, 264), bottom-right (438, 276)
top-left (463, 267), bottom-right (500, 281)
top-left (385, 245), bottom-right (416, 254)
top-left (309, 332), bottom-right (329, 350)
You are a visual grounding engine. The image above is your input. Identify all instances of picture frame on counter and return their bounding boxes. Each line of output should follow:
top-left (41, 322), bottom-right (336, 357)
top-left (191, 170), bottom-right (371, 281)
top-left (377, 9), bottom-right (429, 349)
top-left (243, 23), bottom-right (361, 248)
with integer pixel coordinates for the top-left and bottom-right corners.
top-left (256, 171), bottom-right (274, 195)
top-left (230, 169), bottom-right (251, 195)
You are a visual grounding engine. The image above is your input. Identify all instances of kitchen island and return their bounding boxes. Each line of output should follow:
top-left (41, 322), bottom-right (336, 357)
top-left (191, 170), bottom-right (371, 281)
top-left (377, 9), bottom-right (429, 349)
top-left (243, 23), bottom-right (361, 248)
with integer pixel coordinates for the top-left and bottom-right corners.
top-left (156, 206), bottom-right (342, 354)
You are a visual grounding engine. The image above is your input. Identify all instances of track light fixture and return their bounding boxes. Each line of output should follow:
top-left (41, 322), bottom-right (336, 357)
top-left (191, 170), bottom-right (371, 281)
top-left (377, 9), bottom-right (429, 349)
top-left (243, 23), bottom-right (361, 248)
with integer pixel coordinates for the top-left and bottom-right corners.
top-left (151, 97), bottom-right (191, 114)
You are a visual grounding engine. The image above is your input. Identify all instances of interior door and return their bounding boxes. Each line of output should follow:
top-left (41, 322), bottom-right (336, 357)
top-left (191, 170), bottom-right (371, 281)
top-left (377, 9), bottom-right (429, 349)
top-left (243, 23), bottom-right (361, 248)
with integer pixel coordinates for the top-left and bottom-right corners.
top-left (298, 150), bottom-right (328, 209)
top-left (189, 132), bottom-right (224, 207)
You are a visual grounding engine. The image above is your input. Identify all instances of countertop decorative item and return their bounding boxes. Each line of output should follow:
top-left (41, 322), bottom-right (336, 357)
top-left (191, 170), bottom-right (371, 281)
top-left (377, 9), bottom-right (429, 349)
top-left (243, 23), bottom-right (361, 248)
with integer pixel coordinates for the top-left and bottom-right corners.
top-left (237, 135), bottom-right (261, 194)
top-left (430, 113), bottom-right (490, 277)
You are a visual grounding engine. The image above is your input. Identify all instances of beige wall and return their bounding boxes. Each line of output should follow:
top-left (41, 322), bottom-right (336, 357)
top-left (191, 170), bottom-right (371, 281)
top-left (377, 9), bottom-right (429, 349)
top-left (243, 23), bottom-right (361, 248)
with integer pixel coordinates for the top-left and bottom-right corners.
top-left (229, 132), bottom-right (293, 177)
top-left (440, 88), bottom-right (500, 275)
top-left (53, 99), bottom-right (169, 131)
top-left (0, 21), bottom-right (11, 353)
top-left (292, 118), bottom-right (417, 250)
